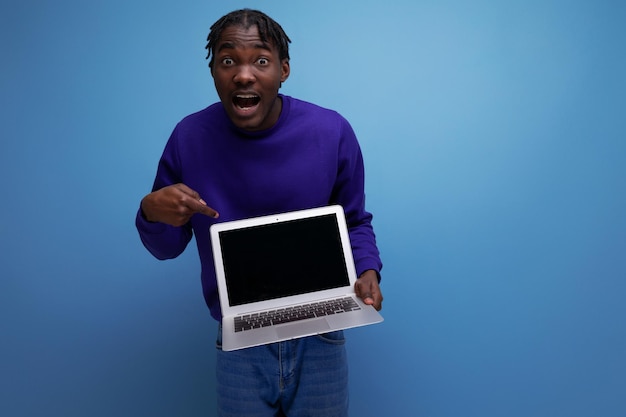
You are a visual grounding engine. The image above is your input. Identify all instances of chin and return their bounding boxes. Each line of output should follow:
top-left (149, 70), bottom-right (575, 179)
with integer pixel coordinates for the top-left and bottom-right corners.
top-left (233, 120), bottom-right (263, 131)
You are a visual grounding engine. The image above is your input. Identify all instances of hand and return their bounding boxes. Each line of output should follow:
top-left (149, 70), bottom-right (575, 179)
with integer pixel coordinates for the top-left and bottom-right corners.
top-left (140, 183), bottom-right (219, 227)
top-left (354, 270), bottom-right (383, 311)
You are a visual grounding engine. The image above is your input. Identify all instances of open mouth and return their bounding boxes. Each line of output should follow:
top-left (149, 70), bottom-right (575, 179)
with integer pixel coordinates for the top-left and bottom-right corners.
top-left (233, 94), bottom-right (260, 109)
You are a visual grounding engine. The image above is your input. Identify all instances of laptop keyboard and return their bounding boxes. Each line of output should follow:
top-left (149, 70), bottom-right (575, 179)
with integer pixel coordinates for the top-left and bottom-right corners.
top-left (234, 296), bottom-right (361, 332)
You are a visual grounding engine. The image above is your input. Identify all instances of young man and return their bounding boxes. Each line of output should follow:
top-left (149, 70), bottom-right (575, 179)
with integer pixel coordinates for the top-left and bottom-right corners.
top-left (136, 9), bottom-right (383, 417)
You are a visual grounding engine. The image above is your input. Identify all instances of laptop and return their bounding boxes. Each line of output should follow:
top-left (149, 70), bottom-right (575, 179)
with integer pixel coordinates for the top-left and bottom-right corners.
top-left (210, 205), bottom-right (383, 351)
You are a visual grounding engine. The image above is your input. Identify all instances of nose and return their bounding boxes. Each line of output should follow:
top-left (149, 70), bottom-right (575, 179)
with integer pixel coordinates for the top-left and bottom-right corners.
top-left (233, 64), bottom-right (255, 85)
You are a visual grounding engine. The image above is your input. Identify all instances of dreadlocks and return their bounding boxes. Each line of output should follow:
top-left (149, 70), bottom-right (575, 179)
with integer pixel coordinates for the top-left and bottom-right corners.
top-left (205, 9), bottom-right (291, 70)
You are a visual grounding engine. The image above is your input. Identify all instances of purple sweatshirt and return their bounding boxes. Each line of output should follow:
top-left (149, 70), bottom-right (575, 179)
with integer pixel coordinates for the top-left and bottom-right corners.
top-left (136, 95), bottom-right (382, 321)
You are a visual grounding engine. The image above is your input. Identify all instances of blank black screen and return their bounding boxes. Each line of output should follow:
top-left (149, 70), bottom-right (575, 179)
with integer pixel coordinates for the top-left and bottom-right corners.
top-left (219, 214), bottom-right (350, 306)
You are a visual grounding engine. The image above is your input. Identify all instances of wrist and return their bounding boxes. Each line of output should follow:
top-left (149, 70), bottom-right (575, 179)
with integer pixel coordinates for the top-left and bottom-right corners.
top-left (140, 197), bottom-right (157, 223)
top-left (359, 269), bottom-right (381, 283)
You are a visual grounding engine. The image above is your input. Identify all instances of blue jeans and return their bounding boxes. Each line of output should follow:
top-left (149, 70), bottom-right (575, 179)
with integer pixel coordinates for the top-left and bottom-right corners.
top-left (215, 325), bottom-right (349, 417)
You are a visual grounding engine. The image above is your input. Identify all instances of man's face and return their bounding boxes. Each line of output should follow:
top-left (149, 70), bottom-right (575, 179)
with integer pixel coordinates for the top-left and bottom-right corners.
top-left (211, 24), bottom-right (290, 131)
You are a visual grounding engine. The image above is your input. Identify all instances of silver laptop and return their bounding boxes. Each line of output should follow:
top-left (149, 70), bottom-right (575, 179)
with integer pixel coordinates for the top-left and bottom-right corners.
top-left (210, 205), bottom-right (383, 351)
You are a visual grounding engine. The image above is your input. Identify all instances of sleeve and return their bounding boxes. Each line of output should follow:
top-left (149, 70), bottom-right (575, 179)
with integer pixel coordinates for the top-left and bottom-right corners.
top-left (135, 126), bottom-right (194, 260)
top-left (330, 117), bottom-right (383, 281)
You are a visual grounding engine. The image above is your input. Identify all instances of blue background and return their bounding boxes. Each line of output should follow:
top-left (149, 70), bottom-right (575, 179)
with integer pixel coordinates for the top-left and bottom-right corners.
top-left (1, 1), bottom-right (625, 416)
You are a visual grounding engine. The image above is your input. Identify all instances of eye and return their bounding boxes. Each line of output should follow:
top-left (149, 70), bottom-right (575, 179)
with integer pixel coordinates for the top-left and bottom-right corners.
top-left (257, 57), bottom-right (269, 66)
top-left (221, 57), bottom-right (234, 66)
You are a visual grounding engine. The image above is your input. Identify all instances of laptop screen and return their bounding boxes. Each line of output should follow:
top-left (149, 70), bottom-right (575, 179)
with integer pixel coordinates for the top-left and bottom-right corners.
top-left (218, 213), bottom-right (350, 306)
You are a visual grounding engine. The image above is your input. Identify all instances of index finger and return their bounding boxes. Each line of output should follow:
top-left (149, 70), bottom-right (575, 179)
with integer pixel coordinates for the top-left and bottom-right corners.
top-left (173, 184), bottom-right (219, 218)
top-left (195, 201), bottom-right (219, 219)
top-left (186, 197), bottom-right (219, 219)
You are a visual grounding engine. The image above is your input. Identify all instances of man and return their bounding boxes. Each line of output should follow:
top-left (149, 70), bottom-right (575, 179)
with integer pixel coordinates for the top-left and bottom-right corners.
top-left (136, 9), bottom-right (383, 417)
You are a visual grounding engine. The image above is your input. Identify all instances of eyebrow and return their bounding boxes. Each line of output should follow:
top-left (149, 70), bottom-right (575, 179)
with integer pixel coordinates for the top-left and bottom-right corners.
top-left (216, 40), bottom-right (273, 54)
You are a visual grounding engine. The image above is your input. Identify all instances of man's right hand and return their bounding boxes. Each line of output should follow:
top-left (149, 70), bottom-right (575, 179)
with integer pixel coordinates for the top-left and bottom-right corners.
top-left (140, 183), bottom-right (219, 227)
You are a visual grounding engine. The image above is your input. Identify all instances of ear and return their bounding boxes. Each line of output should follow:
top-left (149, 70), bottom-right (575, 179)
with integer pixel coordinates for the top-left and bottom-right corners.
top-left (280, 59), bottom-right (290, 83)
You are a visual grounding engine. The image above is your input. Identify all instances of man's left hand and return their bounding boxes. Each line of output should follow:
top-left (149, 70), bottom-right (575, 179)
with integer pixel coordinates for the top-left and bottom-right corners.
top-left (355, 270), bottom-right (383, 311)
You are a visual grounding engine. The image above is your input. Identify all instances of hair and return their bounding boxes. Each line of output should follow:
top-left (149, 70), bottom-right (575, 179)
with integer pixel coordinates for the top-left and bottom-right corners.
top-left (205, 9), bottom-right (291, 70)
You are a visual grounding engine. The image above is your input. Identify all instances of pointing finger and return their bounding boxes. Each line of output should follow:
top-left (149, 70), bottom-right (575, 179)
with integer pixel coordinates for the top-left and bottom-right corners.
top-left (187, 196), bottom-right (219, 218)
